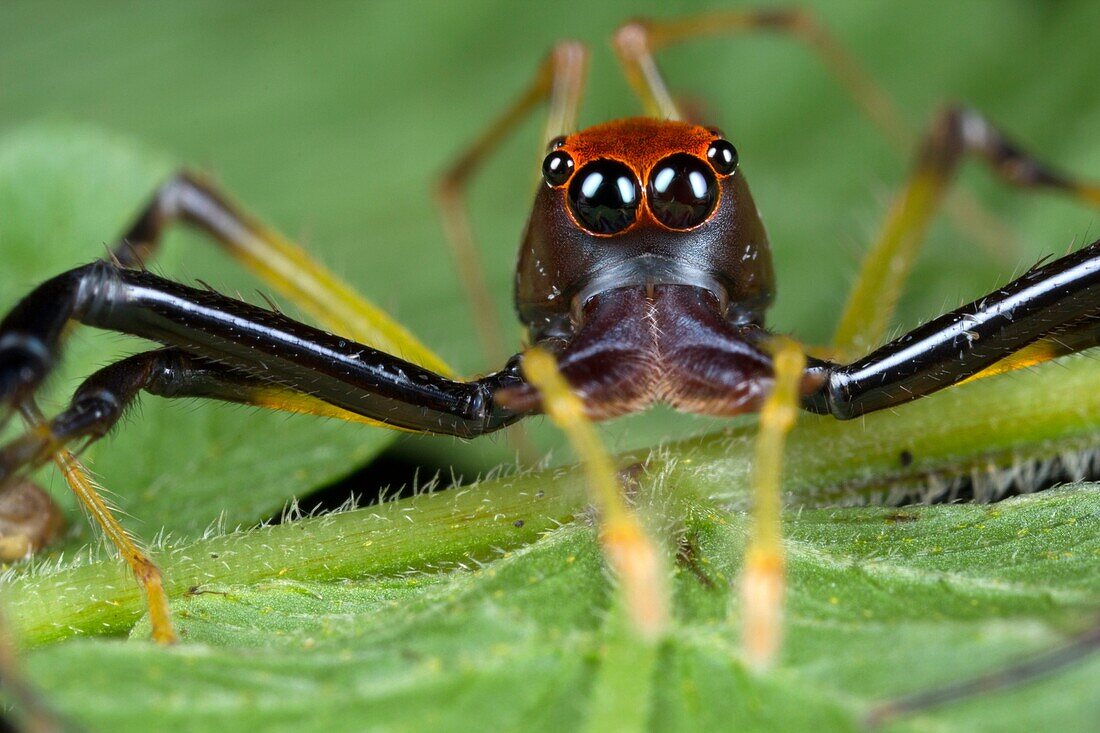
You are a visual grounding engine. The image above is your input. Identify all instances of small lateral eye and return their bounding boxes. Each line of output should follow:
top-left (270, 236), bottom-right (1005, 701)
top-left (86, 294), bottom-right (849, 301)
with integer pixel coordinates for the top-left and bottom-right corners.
top-left (647, 153), bottom-right (718, 230)
top-left (568, 159), bottom-right (640, 235)
top-left (706, 139), bottom-right (739, 175)
top-left (542, 150), bottom-right (574, 186)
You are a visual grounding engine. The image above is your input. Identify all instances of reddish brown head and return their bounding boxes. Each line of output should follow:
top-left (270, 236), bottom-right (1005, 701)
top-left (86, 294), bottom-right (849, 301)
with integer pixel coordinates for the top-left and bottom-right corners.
top-left (515, 117), bottom-right (774, 341)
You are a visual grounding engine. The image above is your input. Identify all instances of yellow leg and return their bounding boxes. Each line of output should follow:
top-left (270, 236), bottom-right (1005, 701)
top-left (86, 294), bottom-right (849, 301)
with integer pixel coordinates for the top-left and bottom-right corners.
top-left (18, 402), bottom-right (175, 644)
top-left (740, 337), bottom-right (805, 671)
top-left (831, 107), bottom-right (1100, 359)
top-left (115, 171), bottom-right (451, 375)
top-left (54, 450), bottom-right (175, 644)
top-left (612, 9), bottom-right (906, 142)
top-left (435, 41), bottom-right (588, 368)
top-left (56, 449), bottom-right (173, 642)
top-left (521, 348), bottom-right (668, 640)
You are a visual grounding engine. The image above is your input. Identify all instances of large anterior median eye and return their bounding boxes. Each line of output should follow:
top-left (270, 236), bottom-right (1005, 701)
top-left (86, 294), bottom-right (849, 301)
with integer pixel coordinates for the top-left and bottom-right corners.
top-left (567, 160), bottom-right (640, 235)
top-left (647, 153), bottom-right (718, 230)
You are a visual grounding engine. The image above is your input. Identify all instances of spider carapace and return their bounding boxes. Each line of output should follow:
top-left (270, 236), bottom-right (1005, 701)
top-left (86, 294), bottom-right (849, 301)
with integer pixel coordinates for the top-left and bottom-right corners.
top-left (505, 118), bottom-right (782, 421)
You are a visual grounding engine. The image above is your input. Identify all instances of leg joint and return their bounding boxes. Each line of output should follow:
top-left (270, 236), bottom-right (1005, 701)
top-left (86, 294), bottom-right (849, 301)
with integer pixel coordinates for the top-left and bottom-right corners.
top-left (0, 333), bottom-right (51, 369)
top-left (71, 260), bottom-right (126, 327)
top-left (55, 390), bottom-right (124, 440)
top-left (470, 354), bottom-right (528, 436)
top-left (611, 21), bottom-right (648, 57)
top-left (0, 334), bottom-right (53, 408)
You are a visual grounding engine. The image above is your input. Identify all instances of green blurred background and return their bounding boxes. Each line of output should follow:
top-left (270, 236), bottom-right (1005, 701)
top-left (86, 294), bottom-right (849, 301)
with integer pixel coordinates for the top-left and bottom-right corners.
top-left (2, 0), bottom-right (1099, 485)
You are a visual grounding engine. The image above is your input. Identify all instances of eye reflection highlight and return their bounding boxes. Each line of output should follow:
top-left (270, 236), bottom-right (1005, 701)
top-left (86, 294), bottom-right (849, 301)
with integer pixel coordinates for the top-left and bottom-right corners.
top-left (616, 176), bottom-right (637, 205)
top-left (581, 172), bottom-right (604, 199)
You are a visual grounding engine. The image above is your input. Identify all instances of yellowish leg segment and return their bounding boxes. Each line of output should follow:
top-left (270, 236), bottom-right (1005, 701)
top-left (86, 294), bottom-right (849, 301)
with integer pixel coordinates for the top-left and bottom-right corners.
top-left (117, 171), bottom-right (451, 375)
top-left (521, 348), bottom-right (668, 641)
top-left (612, 9), bottom-right (906, 146)
top-left (960, 331), bottom-right (1093, 385)
top-left (831, 107), bottom-right (1100, 359)
top-left (56, 451), bottom-right (175, 644)
top-left (18, 402), bottom-right (175, 644)
top-left (740, 337), bottom-right (805, 671)
top-left (436, 41), bottom-right (588, 368)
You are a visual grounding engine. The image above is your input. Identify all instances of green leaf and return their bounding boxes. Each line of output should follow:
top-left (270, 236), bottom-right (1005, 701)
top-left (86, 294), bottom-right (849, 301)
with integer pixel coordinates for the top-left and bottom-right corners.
top-left (12, 487), bottom-right (1100, 732)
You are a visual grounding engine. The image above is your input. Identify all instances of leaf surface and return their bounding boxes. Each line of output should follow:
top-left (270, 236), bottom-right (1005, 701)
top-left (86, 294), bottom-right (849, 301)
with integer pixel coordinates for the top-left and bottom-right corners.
top-left (16, 488), bottom-right (1100, 733)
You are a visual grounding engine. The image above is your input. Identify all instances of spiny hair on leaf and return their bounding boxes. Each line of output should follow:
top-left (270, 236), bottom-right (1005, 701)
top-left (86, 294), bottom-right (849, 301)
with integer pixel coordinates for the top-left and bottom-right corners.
top-left (832, 443), bottom-right (1100, 508)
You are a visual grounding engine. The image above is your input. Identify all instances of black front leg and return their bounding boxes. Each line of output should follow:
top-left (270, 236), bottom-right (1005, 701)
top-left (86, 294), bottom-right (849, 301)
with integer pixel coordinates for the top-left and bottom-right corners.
top-left (806, 238), bottom-right (1100, 419)
top-left (0, 262), bottom-right (528, 437)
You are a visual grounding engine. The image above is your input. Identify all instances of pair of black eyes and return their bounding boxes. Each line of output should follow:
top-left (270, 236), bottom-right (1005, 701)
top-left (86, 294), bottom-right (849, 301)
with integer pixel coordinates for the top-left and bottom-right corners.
top-left (541, 140), bottom-right (738, 234)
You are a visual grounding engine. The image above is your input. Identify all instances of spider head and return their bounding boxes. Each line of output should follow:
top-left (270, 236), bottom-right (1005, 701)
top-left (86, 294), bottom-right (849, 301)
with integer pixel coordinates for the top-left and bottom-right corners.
top-left (515, 118), bottom-right (774, 341)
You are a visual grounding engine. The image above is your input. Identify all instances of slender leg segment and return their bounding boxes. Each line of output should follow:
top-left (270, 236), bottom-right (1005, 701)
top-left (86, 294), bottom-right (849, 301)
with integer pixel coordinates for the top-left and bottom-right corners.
top-left (612, 9), bottom-right (906, 144)
top-left (0, 173), bottom-right (484, 642)
top-left (0, 346), bottom-right (443, 483)
top-left (865, 618), bottom-right (1100, 727)
top-left (436, 41), bottom-right (587, 367)
top-left (521, 348), bottom-right (668, 640)
top-left (0, 168), bottom-right (455, 583)
top-left (807, 237), bottom-right (1100, 419)
top-left (114, 171), bottom-right (450, 375)
top-left (16, 401), bottom-right (176, 644)
top-left (832, 106), bottom-right (1100, 358)
top-left (0, 263), bottom-right (528, 438)
top-left (0, 267), bottom-right (532, 630)
top-left (740, 337), bottom-right (804, 671)
top-left (54, 449), bottom-right (175, 645)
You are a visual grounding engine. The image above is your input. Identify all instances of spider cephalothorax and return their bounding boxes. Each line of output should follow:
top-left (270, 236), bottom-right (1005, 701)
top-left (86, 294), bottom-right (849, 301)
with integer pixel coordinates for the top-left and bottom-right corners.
top-left (517, 118), bottom-right (773, 342)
